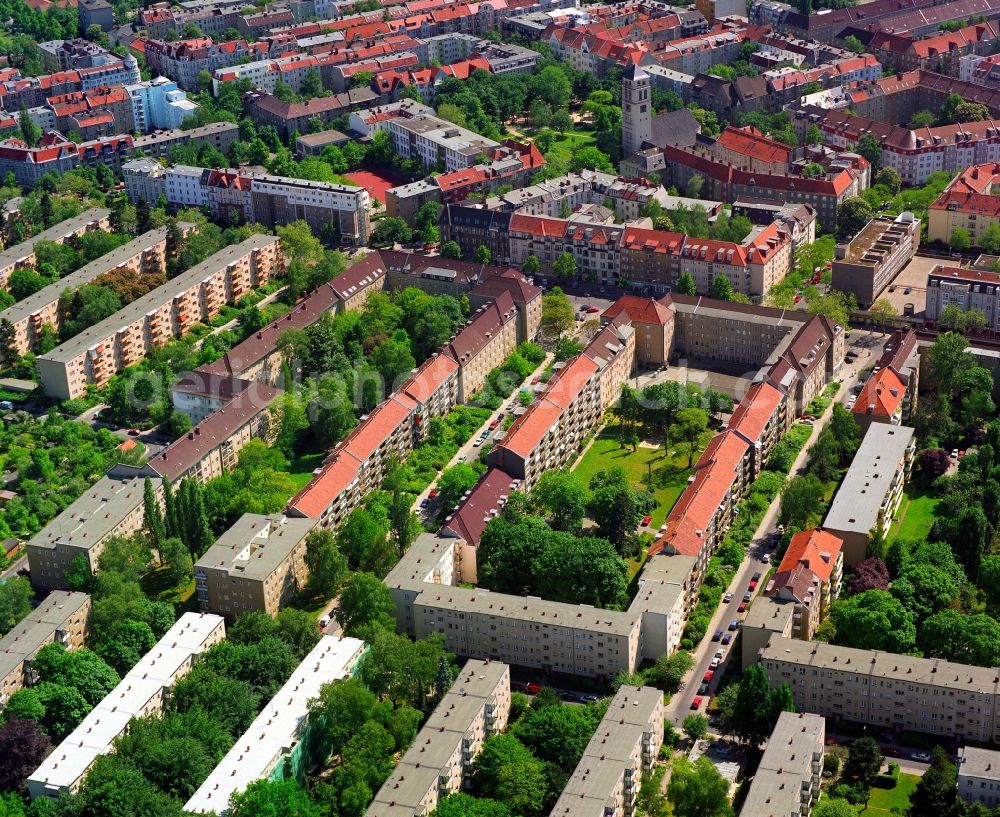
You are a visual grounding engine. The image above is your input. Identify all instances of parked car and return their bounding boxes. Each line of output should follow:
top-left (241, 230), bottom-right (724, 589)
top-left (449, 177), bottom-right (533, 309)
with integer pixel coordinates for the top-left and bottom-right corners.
top-left (525, 682), bottom-right (542, 695)
top-left (743, 592), bottom-right (752, 603)
top-left (703, 671), bottom-right (714, 683)
top-left (473, 438), bottom-right (483, 447)
top-left (641, 515), bottom-right (652, 526)
top-left (532, 376), bottom-right (541, 385)
top-left (762, 554), bottom-right (771, 564)
top-left (728, 619), bottom-right (740, 631)
top-left (710, 658), bottom-right (721, 669)
top-left (738, 602), bottom-right (747, 613)
top-left (489, 418), bottom-right (501, 430)
top-left (712, 630), bottom-right (723, 642)
top-left (904, 287), bottom-right (911, 295)
top-left (586, 306), bottom-right (600, 314)
top-left (428, 489), bottom-right (439, 499)
top-left (691, 697), bottom-right (703, 709)
top-left (714, 649), bottom-right (725, 659)
top-left (721, 633), bottom-right (733, 645)
top-left (698, 683), bottom-right (709, 695)
top-left (578, 694), bottom-right (599, 703)
top-left (420, 498), bottom-right (429, 508)
top-left (911, 752), bottom-right (932, 762)
top-left (723, 592), bottom-right (733, 603)
top-left (748, 580), bottom-right (757, 591)
top-left (752, 572), bottom-right (761, 582)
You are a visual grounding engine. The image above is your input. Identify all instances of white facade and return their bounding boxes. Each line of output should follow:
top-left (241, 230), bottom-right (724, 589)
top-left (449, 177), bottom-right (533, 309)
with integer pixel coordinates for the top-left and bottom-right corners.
top-left (165, 165), bottom-right (208, 208)
top-left (125, 77), bottom-right (199, 131)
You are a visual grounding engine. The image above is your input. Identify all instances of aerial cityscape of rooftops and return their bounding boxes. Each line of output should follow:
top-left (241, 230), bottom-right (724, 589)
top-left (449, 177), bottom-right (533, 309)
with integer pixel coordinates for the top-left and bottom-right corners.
top-left (7, 0), bottom-right (1000, 816)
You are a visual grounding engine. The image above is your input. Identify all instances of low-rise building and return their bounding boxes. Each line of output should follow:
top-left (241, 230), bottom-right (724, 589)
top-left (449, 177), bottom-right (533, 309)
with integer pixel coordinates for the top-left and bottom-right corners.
top-left (28, 613), bottom-right (226, 799)
top-left (365, 659), bottom-right (510, 817)
top-left (823, 423), bottom-right (915, 567)
top-left (27, 465), bottom-right (159, 590)
top-left (831, 213), bottom-right (920, 308)
top-left (194, 513), bottom-right (317, 617)
top-left (0, 207), bottom-right (111, 289)
top-left (0, 225), bottom-right (187, 356)
top-left (0, 591), bottom-right (90, 706)
top-left (185, 635), bottom-right (367, 815)
top-left (852, 366), bottom-right (908, 435)
top-left (958, 747), bottom-right (1000, 809)
top-left (739, 712), bottom-right (825, 817)
top-left (551, 685), bottom-right (665, 817)
top-left (37, 234), bottom-right (282, 399)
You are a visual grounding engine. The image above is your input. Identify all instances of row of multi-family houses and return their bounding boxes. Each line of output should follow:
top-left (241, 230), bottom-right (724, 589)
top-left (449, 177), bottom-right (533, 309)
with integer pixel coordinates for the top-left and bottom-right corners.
top-left (123, 160), bottom-right (373, 245)
top-left (37, 234), bottom-right (283, 400)
top-left (0, 54), bottom-right (141, 112)
top-left (27, 612), bottom-right (227, 800)
top-left (0, 207), bottom-right (111, 290)
top-left (0, 223), bottom-right (195, 358)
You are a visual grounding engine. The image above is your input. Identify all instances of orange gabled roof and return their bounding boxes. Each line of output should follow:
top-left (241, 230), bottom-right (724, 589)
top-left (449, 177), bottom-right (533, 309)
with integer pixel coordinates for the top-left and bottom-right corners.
top-left (544, 354), bottom-right (599, 409)
top-left (620, 226), bottom-right (686, 255)
top-left (728, 381), bottom-right (784, 445)
top-left (852, 366), bottom-right (906, 419)
top-left (498, 397), bottom-right (563, 458)
top-left (401, 353), bottom-right (458, 406)
top-left (601, 294), bottom-right (673, 327)
top-left (778, 529), bottom-right (842, 583)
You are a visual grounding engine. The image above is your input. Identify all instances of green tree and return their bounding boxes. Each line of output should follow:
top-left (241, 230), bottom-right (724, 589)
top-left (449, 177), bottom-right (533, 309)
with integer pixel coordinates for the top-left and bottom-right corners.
top-left (830, 589), bottom-right (916, 653)
top-left (586, 466), bottom-right (655, 552)
top-left (730, 665), bottom-right (795, 746)
top-left (436, 464), bottom-right (481, 520)
top-left (143, 476), bottom-right (166, 548)
top-left (779, 474), bottom-right (825, 529)
top-left (873, 166), bottom-right (901, 194)
top-left (676, 271), bottom-right (697, 296)
top-left (855, 132), bottom-right (882, 168)
top-left (95, 618), bottom-right (156, 676)
top-left (670, 407), bottom-right (709, 467)
top-left (414, 201), bottom-right (443, 244)
top-left (440, 240), bottom-right (462, 259)
top-left (304, 528), bottom-right (348, 596)
top-left (533, 470), bottom-right (588, 531)
top-left (0, 576), bottom-right (32, 636)
top-left (541, 287), bottom-right (575, 337)
top-left (552, 251), bottom-right (577, 280)
top-left (335, 508), bottom-right (392, 575)
top-left (369, 217), bottom-right (412, 248)
top-left (667, 756), bottom-right (734, 817)
top-left (229, 779), bottom-right (320, 817)
top-left (522, 255), bottom-right (540, 274)
top-left (18, 106), bottom-right (41, 147)
top-left (474, 734), bottom-right (548, 817)
top-left (813, 799), bottom-right (859, 817)
top-left (683, 713), bottom-right (709, 742)
top-left (907, 747), bottom-right (960, 817)
top-left (475, 244), bottom-right (492, 264)
top-left (843, 736), bottom-right (882, 792)
top-left (648, 650), bottom-right (694, 693)
top-left (432, 794), bottom-right (512, 817)
top-left (569, 147), bottom-right (615, 174)
top-left (511, 703), bottom-right (603, 771)
top-left (32, 642), bottom-right (119, 706)
top-left (336, 572), bottom-right (396, 636)
top-left (950, 227), bottom-right (972, 251)
top-left (709, 276), bottom-right (734, 301)
top-left (7, 682), bottom-right (91, 740)
top-left (836, 196), bottom-right (874, 237)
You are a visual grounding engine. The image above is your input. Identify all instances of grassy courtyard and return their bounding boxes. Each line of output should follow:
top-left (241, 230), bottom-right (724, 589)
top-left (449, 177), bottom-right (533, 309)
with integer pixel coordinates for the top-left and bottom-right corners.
top-left (889, 485), bottom-right (940, 543)
top-left (543, 127), bottom-right (598, 165)
top-left (857, 773), bottom-right (920, 815)
top-left (288, 450), bottom-right (327, 492)
top-left (572, 427), bottom-right (701, 527)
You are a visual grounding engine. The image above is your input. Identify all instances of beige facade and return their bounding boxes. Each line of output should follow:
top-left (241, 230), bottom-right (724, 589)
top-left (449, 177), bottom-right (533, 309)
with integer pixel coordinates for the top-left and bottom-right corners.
top-left (759, 635), bottom-right (1000, 743)
top-left (366, 660), bottom-right (511, 817)
top-left (552, 686), bottom-right (665, 817)
top-left (27, 466), bottom-right (159, 590)
top-left (0, 208), bottom-right (111, 290)
top-left (38, 234), bottom-right (282, 399)
top-left (927, 265), bottom-right (1000, 331)
top-left (194, 513), bottom-right (317, 617)
top-left (0, 591), bottom-right (91, 706)
top-left (831, 214), bottom-right (920, 308)
top-left (740, 712), bottom-right (825, 817)
top-left (0, 225), bottom-right (191, 357)
top-left (444, 291), bottom-right (519, 403)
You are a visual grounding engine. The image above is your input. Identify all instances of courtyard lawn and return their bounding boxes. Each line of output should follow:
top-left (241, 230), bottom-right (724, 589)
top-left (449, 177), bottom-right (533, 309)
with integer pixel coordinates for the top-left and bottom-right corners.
top-left (572, 427), bottom-right (696, 527)
top-left (542, 127), bottom-right (598, 165)
top-left (889, 486), bottom-right (940, 543)
top-left (857, 773), bottom-right (920, 815)
top-left (288, 450), bottom-right (327, 492)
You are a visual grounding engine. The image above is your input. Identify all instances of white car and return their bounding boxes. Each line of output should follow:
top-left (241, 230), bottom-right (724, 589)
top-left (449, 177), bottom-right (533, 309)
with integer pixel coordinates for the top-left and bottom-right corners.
top-left (473, 438), bottom-right (483, 447)
top-left (723, 592), bottom-right (733, 603)
top-left (710, 658), bottom-right (721, 669)
top-left (762, 554), bottom-right (771, 564)
top-left (714, 649), bottom-right (725, 659)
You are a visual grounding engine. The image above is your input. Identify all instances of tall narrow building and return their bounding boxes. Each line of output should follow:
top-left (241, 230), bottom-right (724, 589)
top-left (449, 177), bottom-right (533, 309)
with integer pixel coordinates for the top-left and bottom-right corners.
top-left (622, 63), bottom-right (652, 159)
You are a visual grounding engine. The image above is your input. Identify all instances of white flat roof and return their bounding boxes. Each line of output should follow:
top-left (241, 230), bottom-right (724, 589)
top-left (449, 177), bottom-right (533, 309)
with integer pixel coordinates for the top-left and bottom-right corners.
top-left (184, 635), bottom-right (367, 815)
top-left (28, 613), bottom-right (224, 799)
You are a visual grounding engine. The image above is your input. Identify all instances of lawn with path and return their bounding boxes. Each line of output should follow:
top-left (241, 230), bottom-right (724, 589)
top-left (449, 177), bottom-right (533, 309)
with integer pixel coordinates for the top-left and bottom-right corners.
top-left (857, 773), bottom-right (919, 815)
top-left (888, 485), bottom-right (940, 543)
top-left (572, 427), bottom-right (697, 527)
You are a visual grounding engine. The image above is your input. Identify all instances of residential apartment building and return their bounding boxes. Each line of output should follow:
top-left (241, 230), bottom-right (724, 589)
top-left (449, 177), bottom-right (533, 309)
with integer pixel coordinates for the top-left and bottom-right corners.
top-left (444, 290), bottom-right (519, 402)
top-left (928, 163), bottom-right (1000, 246)
top-left (365, 659), bottom-right (511, 817)
top-left (600, 296), bottom-right (676, 367)
top-left (758, 635), bottom-right (1000, 743)
top-left (384, 114), bottom-right (500, 173)
top-left (37, 235), bottom-right (283, 399)
top-left (852, 366), bottom-right (908, 436)
top-left (0, 225), bottom-right (186, 356)
top-left (132, 121), bottom-right (240, 160)
top-left (831, 214), bottom-right (920, 308)
top-left (732, 198), bottom-right (818, 251)
top-left (26, 466), bottom-right (159, 590)
top-left (959, 747), bottom-right (1000, 809)
top-left (186, 636), bottom-right (367, 815)
top-left (0, 591), bottom-right (90, 706)
top-left (0, 207), bottom-right (111, 290)
top-left (926, 265), bottom-right (1000, 330)
top-left (194, 513), bottom-right (317, 617)
top-left (28, 613), bottom-right (226, 800)
top-left (739, 712), bottom-right (825, 817)
top-left (143, 37), bottom-right (273, 90)
top-left (488, 321), bottom-right (635, 488)
top-left (823, 423), bottom-right (915, 567)
top-left (551, 686), bottom-right (665, 817)
top-left (0, 134), bottom-right (89, 189)
top-left (246, 87), bottom-right (380, 139)
top-left (124, 76), bottom-right (198, 131)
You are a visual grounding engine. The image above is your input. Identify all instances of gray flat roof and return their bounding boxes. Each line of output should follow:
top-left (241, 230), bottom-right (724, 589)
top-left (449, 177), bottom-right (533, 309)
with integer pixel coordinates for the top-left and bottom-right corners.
top-left (0, 226), bottom-right (192, 326)
top-left (824, 424), bottom-right (914, 534)
top-left (26, 465), bottom-right (158, 554)
top-left (0, 208), bottom-right (110, 271)
top-left (959, 746), bottom-right (1000, 782)
top-left (0, 591), bottom-right (89, 683)
top-left (39, 234), bottom-right (279, 364)
top-left (195, 512), bottom-right (317, 581)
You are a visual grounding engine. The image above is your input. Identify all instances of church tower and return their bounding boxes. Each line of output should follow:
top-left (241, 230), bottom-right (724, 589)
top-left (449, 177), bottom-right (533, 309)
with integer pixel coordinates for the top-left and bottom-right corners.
top-left (622, 63), bottom-right (652, 159)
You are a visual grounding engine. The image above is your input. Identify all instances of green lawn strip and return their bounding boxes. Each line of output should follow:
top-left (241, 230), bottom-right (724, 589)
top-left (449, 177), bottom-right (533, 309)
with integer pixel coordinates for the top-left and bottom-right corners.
top-left (889, 486), bottom-right (940, 543)
top-left (572, 427), bottom-right (693, 527)
top-left (288, 450), bottom-right (327, 491)
top-left (857, 773), bottom-right (920, 814)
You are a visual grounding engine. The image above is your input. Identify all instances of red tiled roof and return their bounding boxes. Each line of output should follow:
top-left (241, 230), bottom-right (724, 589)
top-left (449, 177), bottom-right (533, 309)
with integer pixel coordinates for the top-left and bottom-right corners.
top-left (777, 529), bottom-right (842, 583)
top-left (601, 294), bottom-right (673, 326)
top-left (728, 381), bottom-right (784, 445)
top-left (852, 366), bottom-right (906, 419)
top-left (439, 466), bottom-right (521, 544)
top-left (401, 353), bottom-right (458, 405)
top-left (717, 126), bottom-right (794, 165)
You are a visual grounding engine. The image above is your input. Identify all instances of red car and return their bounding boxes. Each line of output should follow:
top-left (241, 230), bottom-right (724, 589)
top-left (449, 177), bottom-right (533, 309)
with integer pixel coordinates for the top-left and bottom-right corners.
top-left (703, 671), bottom-right (714, 684)
top-left (586, 306), bottom-right (600, 314)
top-left (691, 697), bottom-right (703, 710)
top-left (748, 580), bottom-right (758, 591)
top-left (428, 489), bottom-right (439, 499)
top-left (738, 602), bottom-right (748, 613)
top-left (525, 682), bottom-right (542, 695)
top-left (489, 418), bottom-right (501, 430)
top-left (641, 515), bottom-right (652, 526)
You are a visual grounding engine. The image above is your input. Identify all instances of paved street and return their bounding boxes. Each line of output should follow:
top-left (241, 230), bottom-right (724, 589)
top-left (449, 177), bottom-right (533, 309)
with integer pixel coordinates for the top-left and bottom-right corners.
top-left (667, 328), bottom-right (882, 725)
